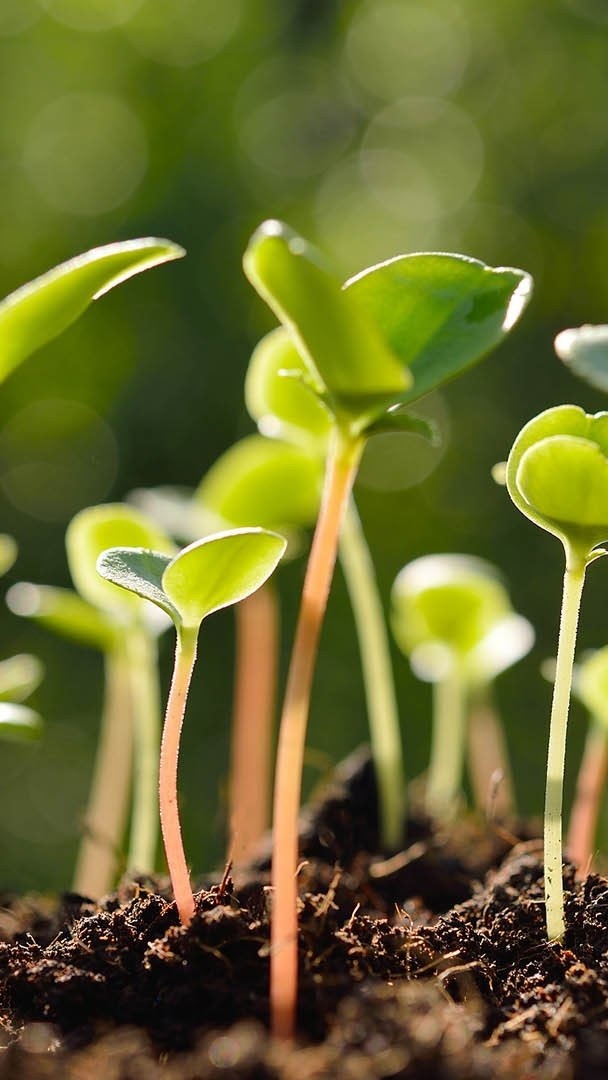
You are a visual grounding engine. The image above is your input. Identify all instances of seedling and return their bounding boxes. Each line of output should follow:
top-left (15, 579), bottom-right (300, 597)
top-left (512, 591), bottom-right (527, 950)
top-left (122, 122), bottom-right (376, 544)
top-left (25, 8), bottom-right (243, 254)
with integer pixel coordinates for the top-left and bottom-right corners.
top-left (8, 503), bottom-right (175, 897)
top-left (244, 219), bottom-right (531, 1038)
top-left (97, 528), bottom-right (286, 925)
top-left (506, 404), bottom-right (608, 941)
top-left (566, 647), bottom-right (608, 874)
top-left (555, 324), bottom-right (608, 393)
top-left (391, 554), bottom-right (532, 819)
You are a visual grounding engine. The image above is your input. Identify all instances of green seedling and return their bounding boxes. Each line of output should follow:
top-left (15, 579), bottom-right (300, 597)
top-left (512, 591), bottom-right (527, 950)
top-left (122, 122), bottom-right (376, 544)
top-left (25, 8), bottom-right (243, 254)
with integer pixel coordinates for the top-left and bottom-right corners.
top-left (566, 647), bottom-right (608, 875)
top-left (0, 653), bottom-right (44, 703)
top-left (8, 504), bottom-right (175, 898)
top-left (244, 219), bottom-right (531, 1039)
top-left (97, 528), bottom-right (286, 925)
top-left (555, 324), bottom-right (608, 393)
top-left (0, 703), bottom-right (41, 742)
top-left (0, 237), bottom-right (184, 384)
top-left (131, 434), bottom-right (323, 863)
top-left (391, 554), bottom-right (532, 819)
top-left (506, 404), bottom-right (608, 941)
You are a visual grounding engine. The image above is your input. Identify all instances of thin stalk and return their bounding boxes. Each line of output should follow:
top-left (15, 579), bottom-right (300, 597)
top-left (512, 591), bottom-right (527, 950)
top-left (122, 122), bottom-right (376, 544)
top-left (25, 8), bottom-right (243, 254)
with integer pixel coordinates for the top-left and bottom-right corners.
top-left (229, 583), bottom-right (279, 865)
top-left (339, 498), bottom-right (405, 851)
top-left (73, 647), bottom-right (133, 897)
top-left (467, 685), bottom-right (515, 819)
top-left (545, 554), bottom-right (586, 942)
top-left (125, 626), bottom-right (162, 875)
top-left (566, 719), bottom-right (608, 878)
top-left (160, 625), bottom-right (199, 926)
top-left (427, 662), bottom-right (466, 820)
top-left (271, 428), bottom-right (363, 1041)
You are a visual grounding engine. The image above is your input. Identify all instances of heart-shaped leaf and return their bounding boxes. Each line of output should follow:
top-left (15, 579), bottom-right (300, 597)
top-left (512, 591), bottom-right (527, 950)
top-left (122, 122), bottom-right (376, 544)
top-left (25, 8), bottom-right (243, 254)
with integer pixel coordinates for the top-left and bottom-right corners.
top-left (243, 221), bottom-right (411, 427)
top-left (97, 528), bottom-right (287, 632)
top-left (196, 435), bottom-right (322, 532)
top-left (0, 702), bottom-right (42, 742)
top-left (0, 654), bottom-right (44, 703)
top-left (0, 238), bottom-right (184, 384)
top-left (555, 324), bottom-right (608, 393)
top-left (7, 582), bottom-right (119, 652)
top-left (345, 253), bottom-right (532, 406)
top-left (67, 503), bottom-right (175, 619)
top-left (245, 328), bottom-right (332, 450)
top-left (506, 405), bottom-right (608, 557)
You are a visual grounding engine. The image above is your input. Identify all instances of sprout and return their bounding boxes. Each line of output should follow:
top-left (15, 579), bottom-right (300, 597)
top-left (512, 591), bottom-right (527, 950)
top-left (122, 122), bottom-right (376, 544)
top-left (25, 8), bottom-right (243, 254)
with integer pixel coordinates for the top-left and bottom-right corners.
top-left (506, 404), bottom-right (608, 942)
top-left (566, 647), bottom-right (608, 875)
top-left (97, 528), bottom-right (286, 926)
top-left (391, 554), bottom-right (532, 820)
top-left (244, 219), bottom-right (532, 1039)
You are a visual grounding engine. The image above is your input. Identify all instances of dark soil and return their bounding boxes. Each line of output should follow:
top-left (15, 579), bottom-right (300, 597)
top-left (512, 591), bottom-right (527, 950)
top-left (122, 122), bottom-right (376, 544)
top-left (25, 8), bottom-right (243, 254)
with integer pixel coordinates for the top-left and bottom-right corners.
top-left (0, 748), bottom-right (605, 1079)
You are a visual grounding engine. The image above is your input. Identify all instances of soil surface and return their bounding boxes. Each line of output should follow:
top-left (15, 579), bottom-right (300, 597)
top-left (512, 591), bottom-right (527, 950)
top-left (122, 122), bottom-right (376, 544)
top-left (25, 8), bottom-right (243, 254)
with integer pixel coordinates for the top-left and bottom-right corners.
top-left (0, 748), bottom-right (605, 1078)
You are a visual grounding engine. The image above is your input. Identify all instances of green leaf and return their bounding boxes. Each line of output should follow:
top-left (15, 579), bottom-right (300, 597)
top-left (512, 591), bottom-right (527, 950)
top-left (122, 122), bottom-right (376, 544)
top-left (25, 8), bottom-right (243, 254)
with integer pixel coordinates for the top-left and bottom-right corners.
top-left (96, 548), bottom-right (178, 622)
top-left (364, 407), bottom-right (440, 443)
top-left (506, 405), bottom-right (608, 557)
top-left (243, 221), bottom-right (411, 426)
top-left (0, 702), bottom-right (42, 743)
top-left (555, 324), bottom-right (608, 393)
top-left (0, 654), bottom-right (43, 703)
top-left (574, 647), bottom-right (608, 724)
top-left (245, 328), bottom-right (332, 450)
top-left (66, 503), bottom-right (175, 617)
top-left (345, 253), bottom-right (532, 406)
top-left (0, 534), bottom-right (17, 578)
top-left (6, 582), bottom-right (118, 652)
top-left (162, 528), bottom-right (287, 629)
top-left (196, 435), bottom-right (322, 532)
top-left (0, 238), bottom-right (184, 384)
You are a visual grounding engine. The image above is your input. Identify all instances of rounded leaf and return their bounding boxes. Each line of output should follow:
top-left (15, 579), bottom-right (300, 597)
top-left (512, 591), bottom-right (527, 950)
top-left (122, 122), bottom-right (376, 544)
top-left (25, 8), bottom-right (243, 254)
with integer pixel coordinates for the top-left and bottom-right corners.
top-left (345, 252), bottom-right (532, 406)
top-left (162, 528), bottom-right (287, 629)
top-left (196, 435), bottom-right (322, 533)
top-left (0, 654), bottom-right (44, 703)
top-left (243, 220), bottom-right (410, 427)
top-left (7, 582), bottom-right (119, 652)
top-left (66, 503), bottom-right (175, 619)
top-left (555, 324), bottom-right (608, 393)
top-left (0, 702), bottom-right (42, 743)
top-left (506, 405), bottom-right (608, 556)
top-left (245, 328), bottom-right (332, 450)
top-left (391, 554), bottom-right (511, 663)
top-left (0, 238), bottom-right (184, 384)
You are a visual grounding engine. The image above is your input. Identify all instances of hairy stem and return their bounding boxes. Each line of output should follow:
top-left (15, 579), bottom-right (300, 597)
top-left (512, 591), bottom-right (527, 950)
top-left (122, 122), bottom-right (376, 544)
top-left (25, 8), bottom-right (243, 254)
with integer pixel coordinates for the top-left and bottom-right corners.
top-left (427, 662), bottom-right (466, 819)
top-left (566, 719), bottom-right (607, 878)
top-left (229, 583), bottom-right (279, 865)
top-left (545, 555), bottom-right (586, 942)
top-left (339, 498), bottom-right (405, 850)
top-left (125, 626), bottom-right (161, 875)
top-left (467, 685), bottom-right (515, 819)
top-left (73, 647), bottom-right (133, 897)
top-left (271, 429), bottom-right (363, 1041)
top-left (160, 625), bottom-right (198, 926)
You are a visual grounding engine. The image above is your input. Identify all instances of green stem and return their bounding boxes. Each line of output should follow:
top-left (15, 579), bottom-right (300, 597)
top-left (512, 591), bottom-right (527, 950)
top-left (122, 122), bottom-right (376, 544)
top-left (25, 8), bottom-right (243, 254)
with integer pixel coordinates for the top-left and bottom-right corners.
top-left (125, 625), bottom-right (162, 875)
top-left (160, 625), bottom-right (199, 926)
top-left (339, 498), bottom-right (405, 850)
top-left (427, 661), bottom-right (466, 819)
top-left (544, 553), bottom-right (586, 942)
top-left (72, 647), bottom-right (133, 897)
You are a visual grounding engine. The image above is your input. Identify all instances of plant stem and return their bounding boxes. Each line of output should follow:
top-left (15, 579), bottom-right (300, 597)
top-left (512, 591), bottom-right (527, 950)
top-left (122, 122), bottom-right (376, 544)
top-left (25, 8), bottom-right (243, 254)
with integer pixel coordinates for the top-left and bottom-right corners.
top-left (339, 497), bottom-right (405, 851)
top-left (125, 626), bottom-right (161, 875)
top-left (467, 685), bottom-right (515, 819)
top-left (427, 662), bottom-right (466, 819)
top-left (73, 647), bottom-right (133, 898)
top-left (566, 719), bottom-right (607, 878)
top-left (229, 583), bottom-right (279, 865)
top-left (545, 555), bottom-right (586, 942)
top-left (160, 624), bottom-right (199, 926)
top-left (271, 428), bottom-right (363, 1041)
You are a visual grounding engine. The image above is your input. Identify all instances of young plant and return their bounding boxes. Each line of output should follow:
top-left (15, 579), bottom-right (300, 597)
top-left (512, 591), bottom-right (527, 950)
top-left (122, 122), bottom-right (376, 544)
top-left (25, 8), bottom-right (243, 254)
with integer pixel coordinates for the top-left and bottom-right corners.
top-left (97, 528), bottom-right (286, 925)
top-left (244, 219), bottom-right (532, 1038)
top-left (506, 404), bottom-right (608, 941)
top-left (8, 504), bottom-right (175, 897)
top-left (566, 647), bottom-right (608, 874)
top-left (391, 554), bottom-right (532, 819)
top-left (555, 324), bottom-right (608, 393)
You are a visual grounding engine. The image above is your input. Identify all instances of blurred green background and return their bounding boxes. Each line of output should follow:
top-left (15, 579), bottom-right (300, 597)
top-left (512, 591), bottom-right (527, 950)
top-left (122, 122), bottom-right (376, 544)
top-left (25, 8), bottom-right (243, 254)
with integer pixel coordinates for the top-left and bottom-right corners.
top-left (1, 0), bottom-right (608, 890)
